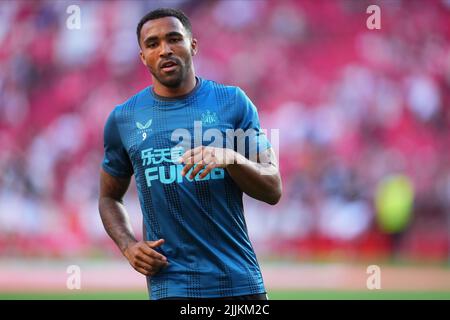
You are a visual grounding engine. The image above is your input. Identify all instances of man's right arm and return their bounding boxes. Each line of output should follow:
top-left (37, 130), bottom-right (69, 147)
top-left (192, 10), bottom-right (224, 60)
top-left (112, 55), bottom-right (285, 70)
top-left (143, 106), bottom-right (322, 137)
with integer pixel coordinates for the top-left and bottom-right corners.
top-left (98, 169), bottom-right (168, 276)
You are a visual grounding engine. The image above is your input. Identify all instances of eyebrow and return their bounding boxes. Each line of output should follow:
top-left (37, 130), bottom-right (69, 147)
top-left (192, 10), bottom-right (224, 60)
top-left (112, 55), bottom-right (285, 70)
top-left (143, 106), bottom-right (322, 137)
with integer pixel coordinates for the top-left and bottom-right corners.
top-left (143, 31), bottom-right (184, 45)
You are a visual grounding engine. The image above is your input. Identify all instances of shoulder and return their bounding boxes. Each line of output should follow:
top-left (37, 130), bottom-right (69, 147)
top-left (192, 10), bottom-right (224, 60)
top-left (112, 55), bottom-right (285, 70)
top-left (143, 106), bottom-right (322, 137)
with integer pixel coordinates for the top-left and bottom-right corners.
top-left (200, 78), bottom-right (243, 99)
top-left (113, 87), bottom-right (150, 118)
top-left (104, 87), bottom-right (150, 133)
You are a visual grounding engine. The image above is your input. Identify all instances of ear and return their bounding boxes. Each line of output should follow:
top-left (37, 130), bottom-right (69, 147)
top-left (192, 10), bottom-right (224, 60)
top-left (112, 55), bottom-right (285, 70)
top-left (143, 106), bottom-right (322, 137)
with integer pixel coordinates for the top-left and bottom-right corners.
top-left (190, 38), bottom-right (198, 56)
top-left (139, 50), bottom-right (147, 67)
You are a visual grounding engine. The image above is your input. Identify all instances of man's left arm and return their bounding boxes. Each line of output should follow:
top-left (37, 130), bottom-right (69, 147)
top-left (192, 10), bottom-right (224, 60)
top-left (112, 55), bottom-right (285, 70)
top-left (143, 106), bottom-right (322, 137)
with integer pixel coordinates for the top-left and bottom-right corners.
top-left (226, 147), bottom-right (282, 205)
top-left (179, 146), bottom-right (282, 205)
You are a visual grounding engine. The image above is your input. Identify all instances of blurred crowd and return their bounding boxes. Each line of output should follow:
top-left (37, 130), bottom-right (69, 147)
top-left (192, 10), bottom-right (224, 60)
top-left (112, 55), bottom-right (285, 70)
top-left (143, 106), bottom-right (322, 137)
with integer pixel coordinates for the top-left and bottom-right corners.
top-left (0, 0), bottom-right (449, 261)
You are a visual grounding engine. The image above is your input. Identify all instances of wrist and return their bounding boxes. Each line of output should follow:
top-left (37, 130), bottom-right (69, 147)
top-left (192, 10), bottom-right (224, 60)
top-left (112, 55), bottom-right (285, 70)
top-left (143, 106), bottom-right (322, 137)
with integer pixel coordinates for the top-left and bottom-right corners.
top-left (120, 238), bottom-right (138, 256)
top-left (226, 151), bottom-right (246, 168)
top-left (224, 149), bottom-right (237, 168)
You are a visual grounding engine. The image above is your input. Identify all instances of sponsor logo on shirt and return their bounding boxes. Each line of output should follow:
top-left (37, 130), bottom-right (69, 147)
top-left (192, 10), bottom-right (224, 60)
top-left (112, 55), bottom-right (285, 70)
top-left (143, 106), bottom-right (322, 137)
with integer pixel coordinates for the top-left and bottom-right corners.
top-left (136, 119), bottom-right (152, 141)
top-left (141, 146), bottom-right (224, 187)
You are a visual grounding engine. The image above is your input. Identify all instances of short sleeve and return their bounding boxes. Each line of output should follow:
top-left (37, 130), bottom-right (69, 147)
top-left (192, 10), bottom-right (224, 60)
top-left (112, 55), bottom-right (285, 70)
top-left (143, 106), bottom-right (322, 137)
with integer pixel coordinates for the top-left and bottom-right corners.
top-left (102, 108), bottom-right (134, 178)
top-left (234, 87), bottom-right (271, 159)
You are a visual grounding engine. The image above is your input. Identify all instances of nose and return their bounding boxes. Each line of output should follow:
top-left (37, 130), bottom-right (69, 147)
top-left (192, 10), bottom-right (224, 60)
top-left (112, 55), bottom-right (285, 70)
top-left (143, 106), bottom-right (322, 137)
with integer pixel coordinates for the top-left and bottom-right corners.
top-left (159, 41), bottom-right (173, 57)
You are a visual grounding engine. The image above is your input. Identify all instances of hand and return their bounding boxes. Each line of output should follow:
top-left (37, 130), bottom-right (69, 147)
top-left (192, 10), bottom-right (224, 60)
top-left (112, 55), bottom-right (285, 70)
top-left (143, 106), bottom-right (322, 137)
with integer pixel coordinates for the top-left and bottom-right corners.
top-left (179, 146), bottom-right (236, 180)
top-left (123, 239), bottom-right (168, 276)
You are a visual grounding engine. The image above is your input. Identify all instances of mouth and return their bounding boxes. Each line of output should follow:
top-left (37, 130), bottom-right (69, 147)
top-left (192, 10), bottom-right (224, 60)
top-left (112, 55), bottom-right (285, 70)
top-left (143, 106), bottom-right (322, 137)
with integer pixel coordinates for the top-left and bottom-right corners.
top-left (160, 60), bottom-right (179, 73)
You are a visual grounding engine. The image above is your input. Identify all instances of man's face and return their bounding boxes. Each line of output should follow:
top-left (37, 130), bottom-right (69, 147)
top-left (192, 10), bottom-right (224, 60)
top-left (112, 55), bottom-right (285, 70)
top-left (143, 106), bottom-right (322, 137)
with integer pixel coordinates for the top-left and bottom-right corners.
top-left (139, 16), bottom-right (197, 88)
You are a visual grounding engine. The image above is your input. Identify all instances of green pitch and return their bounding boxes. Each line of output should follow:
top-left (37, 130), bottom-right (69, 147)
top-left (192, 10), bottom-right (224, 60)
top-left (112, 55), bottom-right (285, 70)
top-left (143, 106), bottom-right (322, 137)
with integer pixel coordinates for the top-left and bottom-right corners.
top-left (1, 290), bottom-right (449, 300)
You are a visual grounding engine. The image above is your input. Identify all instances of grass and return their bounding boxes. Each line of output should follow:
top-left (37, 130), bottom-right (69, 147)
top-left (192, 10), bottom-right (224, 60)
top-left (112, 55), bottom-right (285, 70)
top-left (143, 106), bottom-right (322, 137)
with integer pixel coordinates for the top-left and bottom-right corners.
top-left (0, 290), bottom-right (449, 300)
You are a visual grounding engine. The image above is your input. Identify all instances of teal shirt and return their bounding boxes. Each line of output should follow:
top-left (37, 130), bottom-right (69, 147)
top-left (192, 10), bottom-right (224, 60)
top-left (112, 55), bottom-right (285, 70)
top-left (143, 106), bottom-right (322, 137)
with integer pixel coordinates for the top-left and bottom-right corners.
top-left (102, 77), bottom-right (270, 299)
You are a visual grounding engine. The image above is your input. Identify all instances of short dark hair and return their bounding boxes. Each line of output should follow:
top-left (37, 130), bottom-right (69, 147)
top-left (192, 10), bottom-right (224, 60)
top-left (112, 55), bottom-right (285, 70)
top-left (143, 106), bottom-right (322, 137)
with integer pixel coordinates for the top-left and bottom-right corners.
top-left (136, 8), bottom-right (192, 45)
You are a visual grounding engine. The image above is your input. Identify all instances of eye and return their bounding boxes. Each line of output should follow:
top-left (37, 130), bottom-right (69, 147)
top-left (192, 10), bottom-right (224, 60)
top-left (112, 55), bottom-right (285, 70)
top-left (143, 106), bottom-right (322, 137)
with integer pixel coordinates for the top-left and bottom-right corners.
top-left (169, 38), bottom-right (182, 43)
top-left (147, 42), bottom-right (158, 48)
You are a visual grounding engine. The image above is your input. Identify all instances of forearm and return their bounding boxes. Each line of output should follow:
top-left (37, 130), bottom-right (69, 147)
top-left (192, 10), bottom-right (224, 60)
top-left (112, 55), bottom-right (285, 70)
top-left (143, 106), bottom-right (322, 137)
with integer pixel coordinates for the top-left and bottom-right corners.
top-left (226, 152), bottom-right (282, 205)
top-left (98, 197), bottom-right (137, 254)
top-left (180, 146), bottom-right (282, 204)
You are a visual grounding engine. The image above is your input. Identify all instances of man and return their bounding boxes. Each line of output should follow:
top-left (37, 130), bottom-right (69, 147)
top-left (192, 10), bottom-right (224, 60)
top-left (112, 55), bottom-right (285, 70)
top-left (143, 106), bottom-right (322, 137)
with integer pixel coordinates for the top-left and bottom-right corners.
top-left (99, 8), bottom-right (282, 300)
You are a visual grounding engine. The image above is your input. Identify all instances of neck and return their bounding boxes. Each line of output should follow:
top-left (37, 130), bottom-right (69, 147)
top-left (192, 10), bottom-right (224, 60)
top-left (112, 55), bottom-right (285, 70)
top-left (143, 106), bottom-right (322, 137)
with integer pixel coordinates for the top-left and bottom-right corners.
top-left (152, 70), bottom-right (197, 98)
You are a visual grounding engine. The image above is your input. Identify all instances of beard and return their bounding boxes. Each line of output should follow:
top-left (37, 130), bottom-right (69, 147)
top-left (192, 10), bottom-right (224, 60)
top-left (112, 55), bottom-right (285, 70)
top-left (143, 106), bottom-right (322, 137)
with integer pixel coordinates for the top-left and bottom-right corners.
top-left (151, 58), bottom-right (192, 88)
top-left (154, 69), bottom-right (184, 88)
